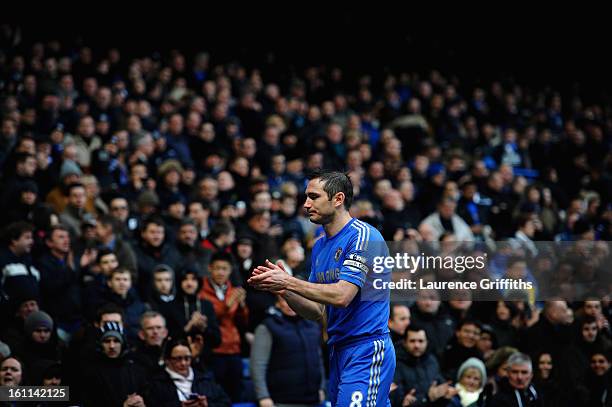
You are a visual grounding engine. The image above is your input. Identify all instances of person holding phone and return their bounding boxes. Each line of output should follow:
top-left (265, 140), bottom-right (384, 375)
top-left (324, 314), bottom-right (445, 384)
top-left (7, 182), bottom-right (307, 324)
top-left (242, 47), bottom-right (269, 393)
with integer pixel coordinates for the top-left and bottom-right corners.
top-left (145, 337), bottom-right (230, 407)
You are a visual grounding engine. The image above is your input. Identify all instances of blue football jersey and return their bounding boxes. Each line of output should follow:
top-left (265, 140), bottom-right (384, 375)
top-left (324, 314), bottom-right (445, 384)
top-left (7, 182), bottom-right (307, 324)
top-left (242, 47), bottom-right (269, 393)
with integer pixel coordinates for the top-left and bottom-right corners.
top-left (308, 218), bottom-right (390, 346)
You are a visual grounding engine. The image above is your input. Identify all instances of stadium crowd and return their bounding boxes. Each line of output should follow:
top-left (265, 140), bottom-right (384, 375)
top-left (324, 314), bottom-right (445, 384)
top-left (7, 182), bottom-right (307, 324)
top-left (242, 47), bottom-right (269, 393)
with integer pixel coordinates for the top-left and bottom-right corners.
top-left (0, 25), bottom-right (611, 406)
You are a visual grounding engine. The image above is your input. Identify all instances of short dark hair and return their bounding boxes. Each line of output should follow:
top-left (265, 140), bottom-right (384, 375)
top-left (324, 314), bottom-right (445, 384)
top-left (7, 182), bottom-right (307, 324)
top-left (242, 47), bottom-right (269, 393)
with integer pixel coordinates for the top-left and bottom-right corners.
top-left (15, 152), bottom-right (35, 165)
top-left (456, 318), bottom-right (482, 332)
top-left (95, 303), bottom-right (125, 325)
top-left (188, 199), bottom-right (210, 211)
top-left (96, 248), bottom-right (117, 264)
top-left (210, 219), bottom-right (234, 239)
top-left (162, 337), bottom-right (191, 360)
top-left (3, 221), bottom-right (34, 245)
top-left (307, 169), bottom-right (353, 210)
top-left (581, 315), bottom-right (598, 327)
top-left (109, 267), bottom-right (131, 279)
top-left (67, 183), bottom-right (85, 194)
top-left (141, 216), bottom-right (165, 232)
top-left (179, 218), bottom-right (197, 228)
top-left (97, 214), bottom-right (118, 232)
top-left (46, 225), bottom-right (69, 240)
top-left (389, 302), bottom-right (408, 321)
top-left (210, 251), bottom-right (234, 266)
top-left (405, 324), bottom-right (427, 337)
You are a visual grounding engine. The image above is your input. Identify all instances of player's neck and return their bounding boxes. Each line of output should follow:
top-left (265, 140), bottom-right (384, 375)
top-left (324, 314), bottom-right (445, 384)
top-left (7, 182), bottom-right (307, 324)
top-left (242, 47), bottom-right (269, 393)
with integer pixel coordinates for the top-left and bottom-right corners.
top-left (323, 211), bottom-right (353, 238)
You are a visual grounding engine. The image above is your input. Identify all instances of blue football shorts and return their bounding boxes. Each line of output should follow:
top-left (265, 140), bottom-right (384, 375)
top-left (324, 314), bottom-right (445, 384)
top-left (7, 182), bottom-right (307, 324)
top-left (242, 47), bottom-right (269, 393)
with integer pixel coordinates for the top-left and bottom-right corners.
top-left (328, 335), bottom-right (396, 407)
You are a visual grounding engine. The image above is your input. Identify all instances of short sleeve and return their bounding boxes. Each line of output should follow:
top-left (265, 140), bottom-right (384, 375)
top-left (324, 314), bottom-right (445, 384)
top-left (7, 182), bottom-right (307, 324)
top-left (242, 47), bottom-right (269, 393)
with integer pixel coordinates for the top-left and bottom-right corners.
top-left (338, 232), bottom-right (370, 288)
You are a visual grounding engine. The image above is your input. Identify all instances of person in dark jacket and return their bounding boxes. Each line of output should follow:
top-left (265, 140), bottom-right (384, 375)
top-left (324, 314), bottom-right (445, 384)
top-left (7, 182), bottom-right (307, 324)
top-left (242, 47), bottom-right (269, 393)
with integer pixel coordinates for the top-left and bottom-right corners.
top-left (250, 295), bottom-right (325, 407)
top-left (82, 321), bottom-right (148, 407)
top-left (490, 300), bottom-right (521, 348)
top-left (523, 300), bottom-right (574, 388)
top-left (144, 337), bottom-right (230, 407)
top-left (94, 214), bottom-right (138, 278)
top-left (577, 351), bottom-right (611, 407)
top-left (388, 303), bottom-right (411, 345)
top-left (174, 218), bottom-right (212, 276)
top-left (132, 216), bottom-right (181, 300)
top-left (130, 310), bottom-right (168, 374)
top-left (410, 290), bottom-right (455, 358)
top-left (391, 324), bottom-right (457, 407)
top-left (88, 267), bottom-right (148, 344)
top-left (174, 267), bottom-right (221, 373)
top-left (531, 352), bottom-right (562, 407)
top-left (148, 264), bottom-right (180, 332)
top-left (441, 319), bottom-right (484, 380)
top-left (0, 285), bottom-right (40, 355)
top-left (0, 221), bottom-right (40, 312)
top-left (486, 353), bottom-right (542, 407)
top-left (13, 311), bottom-right (63, 380)
top-left (34, 225), bottom-right (83, 340)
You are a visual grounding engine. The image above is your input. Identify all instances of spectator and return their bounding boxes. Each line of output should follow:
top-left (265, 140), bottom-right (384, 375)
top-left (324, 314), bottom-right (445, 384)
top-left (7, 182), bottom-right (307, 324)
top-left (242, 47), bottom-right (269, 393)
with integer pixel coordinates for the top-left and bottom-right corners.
top-left (108, 196), bottom-right (139, 241)
top-left (531, 352), bottom-right (562, 407)
top-left (58, 183), bottom-right (88, 239)
top-left (94, 214), bottom-right (137, 277)
top-left (0, 152), bottom-right (37, 211)
top-left (175, 218), bottom-right (212, 277)
top-left (420, 197), bottom-right (475, 242)
top-left (90, 267), bottom-right (147, 344)
top-left (447, 357), bottom-right (487, 407)
top-left (131, 310), bottom-right (168, 374)
top-left (175, 268), bottom-right (221, 369)
top-left (199, 251), bottom-right (248, 402)
top-left (0, 221), bottom-right (39, 306)
top-left (0, 292), bottom-right (40, 363)
top-left (16, 311), bottom-right (62, 382)
top-left (391, 324), bottom-right (456, 407)
top-left (66, 303), bottom-right (125, 398)
top-left (388, 303), bottom-right (411, 344)
top-left (490, 301), bottom-right (521, 348)
top-left (3, 180), bottom-right (45, 228)
top-left (188, 200), bottom-right (212, 241)
top-left (64, 115), bottom-right (102, 169)
top-left (250, 295), bottom-right (325, 407)
top-left (476, 324), bottom-right (497, 361)
top-left (132, 216), bottom-right (181, 300)
top-left (201, 219), bottom-right (235, 254)
top-left (0, 356), bottom-right (23, 387)
top-left (45, 159), bottom-right (83, 214)
top-left (145, 337), bottom-right (231, 406)
top-left (35, 225), bottom-right (83, 340)
top-left (82, 321), bottom-right (147, 407)
top-left (441, 319), bottom-right (484, 380)
top-left (487, 353), bottom-right (542, 407)
top-left (410, 289), bottom-right (455, 357)
top-left (576, 351), bottom-right (611, 407)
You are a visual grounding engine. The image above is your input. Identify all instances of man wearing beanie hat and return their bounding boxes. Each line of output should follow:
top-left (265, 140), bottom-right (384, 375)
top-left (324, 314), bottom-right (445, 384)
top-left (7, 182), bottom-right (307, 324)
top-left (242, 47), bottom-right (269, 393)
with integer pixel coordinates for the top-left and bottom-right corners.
top-left (45, 159), bottom-right (83, 213)
top-left (3, 180), bottom-right (43, 228)
top-left (24, 310), bottom-right (54, 339)
top-left (99, 320), bottom-right (126, 356)
top-left (82, 320), bottom-right (147, 407)
top-left (17, 311), bottom-right (62, 377)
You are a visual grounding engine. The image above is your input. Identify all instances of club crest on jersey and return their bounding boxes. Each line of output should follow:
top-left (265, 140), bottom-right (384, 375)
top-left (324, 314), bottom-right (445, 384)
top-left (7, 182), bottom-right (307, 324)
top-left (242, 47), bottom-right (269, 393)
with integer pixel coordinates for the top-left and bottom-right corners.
top-left (334, 247), bottom-right (342, 261)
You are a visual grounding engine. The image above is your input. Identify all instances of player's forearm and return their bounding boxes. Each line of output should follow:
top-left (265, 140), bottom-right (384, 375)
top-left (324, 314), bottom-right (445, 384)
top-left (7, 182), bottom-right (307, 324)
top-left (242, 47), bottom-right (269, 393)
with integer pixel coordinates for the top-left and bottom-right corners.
top-left (286, 276), bottom-right (353, 308)
top-left (282, 290), bottom-right (325, 321)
